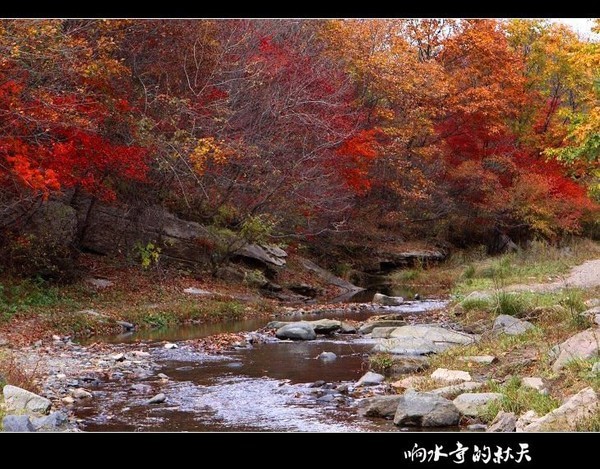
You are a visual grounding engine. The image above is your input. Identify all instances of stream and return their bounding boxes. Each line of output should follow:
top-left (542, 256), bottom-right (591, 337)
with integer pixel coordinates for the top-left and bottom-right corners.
top-left (73, 294), bottom-right (448, 432)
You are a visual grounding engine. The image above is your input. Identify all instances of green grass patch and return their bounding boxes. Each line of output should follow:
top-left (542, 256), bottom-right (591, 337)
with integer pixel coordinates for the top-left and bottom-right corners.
top-left (0, 278), bottom-right (62, 323)
top-left (481, 376), bottom-right (560, 422)
top-left (368, 353), bottom-right (395, 374)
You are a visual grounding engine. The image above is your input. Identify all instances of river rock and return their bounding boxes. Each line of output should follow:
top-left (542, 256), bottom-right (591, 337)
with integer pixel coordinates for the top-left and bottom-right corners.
top-left (111, 353), bottom-right (126, 362)
top-left (339, 322), bottom-right (357, 334)
top-left (386, 356), bottom-right (430, 378)
top-left (359, 395), bottom-right (403, 419)
top-left (3, 385), bottom-right (52, 415)
top-left (453, 392), bottom-right (503, 417)
top-left (30, 411), bottom-right (68, 431)
top-left (356, 371), bottom-right (385, 387)
top-left (358, 320), bottom-right (406, 335)
top-left (309, 319), bottom-right (341, 334)
top-left (431, 368), bottom-right (472, 383)
top-left (372, 325), bottom-right (476, 355)
top-left (275, 322), bottom-right (316, 341)
top-left (467, 423), bottom-right (487, 431)
top-left (521, 377), bottom-right (546, 392)
top-left (487, 411), bottom-right (517, 432)
top-left (593, 362), bottom-right (600, 373)
top-left (372, 293), bottom-right (404, 306)
top-left (371, 327), bottom-right (399, 338)
top-left (2, 415), bottom-right (35, 432)
top-left (393, 391), bottom-right (460, 427)
top-left (116, 320), bottom-right (135, 331)
top-left (71, 388), bottom-right (93, 399)
top-left (522, 387), bottom-right (599, 432)
top-left (164, 342), bottom-right (178, 349)
top-left (429, 381), bottom-right (484, 399)
top-left (551, 328), bottom-right (600, 371)
top-left (516, 410), bottom-right (539, 432)
top-left (148, 393), bottom-right (167, 404)
top-left (493, 315), bottom-right (533, 336)
top-left (317, 352), bottom-right (337, 362)
top-left (458, 355), bottom-right (497, 365)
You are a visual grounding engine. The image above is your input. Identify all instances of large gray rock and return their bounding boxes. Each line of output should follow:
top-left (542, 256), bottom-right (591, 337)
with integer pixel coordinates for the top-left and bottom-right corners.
top-left (359, 395), bottom-right (403, 419)
top-left (551, 328), bottom-right (600, 371)
top-left (30, 411), bottom-right (68, 432)
top-left (515, 410), bottom-right (539, 432)
top-left (453, 392), bottom-right (503, 417)
top-left (275, 322), bottom-right (316, 341)
top-left (2, 415), bottom-right (35, 432)
top-left (309, 319), bottom-right (341, 334)
top-left (493, 315), bottom-right (534, 336)
top-left (359, 321), bottom-right (406, 335)
top-left (394, 391), bottom-right (460, 427)
top-left (487, 411), bottom-right (517, 432)
top-left (373, 325), bottom-right (476, 355)
top-left (372, 293), bottom-right (404, 306)
top-left (3, 385), bottom-right (52, 415)
top-left (522, 387), bottom-right (598, 432)
top-left (356, 371), bottom-right (385, 387)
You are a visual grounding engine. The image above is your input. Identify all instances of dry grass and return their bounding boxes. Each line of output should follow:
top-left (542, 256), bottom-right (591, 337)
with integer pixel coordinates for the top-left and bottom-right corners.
top-left (0, 352), bottom-right (41, 394)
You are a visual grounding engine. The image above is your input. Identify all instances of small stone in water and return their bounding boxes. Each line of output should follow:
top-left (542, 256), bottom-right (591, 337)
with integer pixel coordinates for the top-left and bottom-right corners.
top-left (111, 353), bottom-right (126, 362)
top-left (164, 343), bottom-right (178, 349)
top-left (157, 373), bottom-right (169, 380)
top-left (148, 393), bottom-right (166, 404)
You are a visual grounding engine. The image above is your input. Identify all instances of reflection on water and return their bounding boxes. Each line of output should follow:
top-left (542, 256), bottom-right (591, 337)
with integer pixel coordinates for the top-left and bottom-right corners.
top-left (76, 296), bottom-right (448, 432)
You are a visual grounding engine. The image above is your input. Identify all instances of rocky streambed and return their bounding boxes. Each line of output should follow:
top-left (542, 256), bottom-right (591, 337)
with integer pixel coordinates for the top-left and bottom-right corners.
top-left (3, 293), bottom-right (599, 432)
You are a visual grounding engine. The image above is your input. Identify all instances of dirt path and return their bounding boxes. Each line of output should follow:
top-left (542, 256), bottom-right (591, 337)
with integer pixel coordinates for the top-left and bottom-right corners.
top-left (506, 258), bottom-right (600, 293)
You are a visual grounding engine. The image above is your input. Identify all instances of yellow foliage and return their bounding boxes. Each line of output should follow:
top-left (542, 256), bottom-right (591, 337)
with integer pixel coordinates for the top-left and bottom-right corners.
top-left (189, 137), bottom-right (231, 175)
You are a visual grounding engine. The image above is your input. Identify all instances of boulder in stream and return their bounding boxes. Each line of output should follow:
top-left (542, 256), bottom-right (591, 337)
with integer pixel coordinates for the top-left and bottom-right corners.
top-left (275, 322), bottom-right (316, 341)
top-left (372, 293), bottom-right (404, 306)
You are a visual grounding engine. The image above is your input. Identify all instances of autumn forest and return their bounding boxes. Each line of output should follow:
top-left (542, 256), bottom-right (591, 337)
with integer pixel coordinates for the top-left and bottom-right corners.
top-left (0, 19), bottom-right (598, 263)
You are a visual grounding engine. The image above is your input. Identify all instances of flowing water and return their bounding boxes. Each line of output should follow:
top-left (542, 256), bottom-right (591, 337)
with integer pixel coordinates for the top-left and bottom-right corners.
top-left (74, 295), bottom-right (448, 432)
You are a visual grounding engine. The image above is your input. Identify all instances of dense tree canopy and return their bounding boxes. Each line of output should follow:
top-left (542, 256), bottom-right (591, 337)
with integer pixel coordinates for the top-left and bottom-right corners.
top-left (0, 19), bottom-right (598, 256)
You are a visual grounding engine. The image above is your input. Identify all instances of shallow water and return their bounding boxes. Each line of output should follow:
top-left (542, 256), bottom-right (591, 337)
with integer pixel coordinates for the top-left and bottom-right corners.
top-left (75, 298), bottom-right (448, 432)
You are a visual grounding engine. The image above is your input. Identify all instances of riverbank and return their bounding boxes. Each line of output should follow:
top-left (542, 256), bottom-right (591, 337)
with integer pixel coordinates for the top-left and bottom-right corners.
top-left (1, 240), bottom-right (599, 432)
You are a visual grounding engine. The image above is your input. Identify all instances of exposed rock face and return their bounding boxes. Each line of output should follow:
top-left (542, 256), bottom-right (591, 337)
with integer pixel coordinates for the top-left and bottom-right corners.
top-left (237, 244), bottom-right (287, 267)
top-left (551, 328), bottom-right (600, 371)
top-left (2, 415), bottom-right (36, 432)
top-left (493, 315), bottom-right (534, 336)
top-left (393, 391), bottom-right (460, 427)
top-left (522, 387), bottom-right (598, 432)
